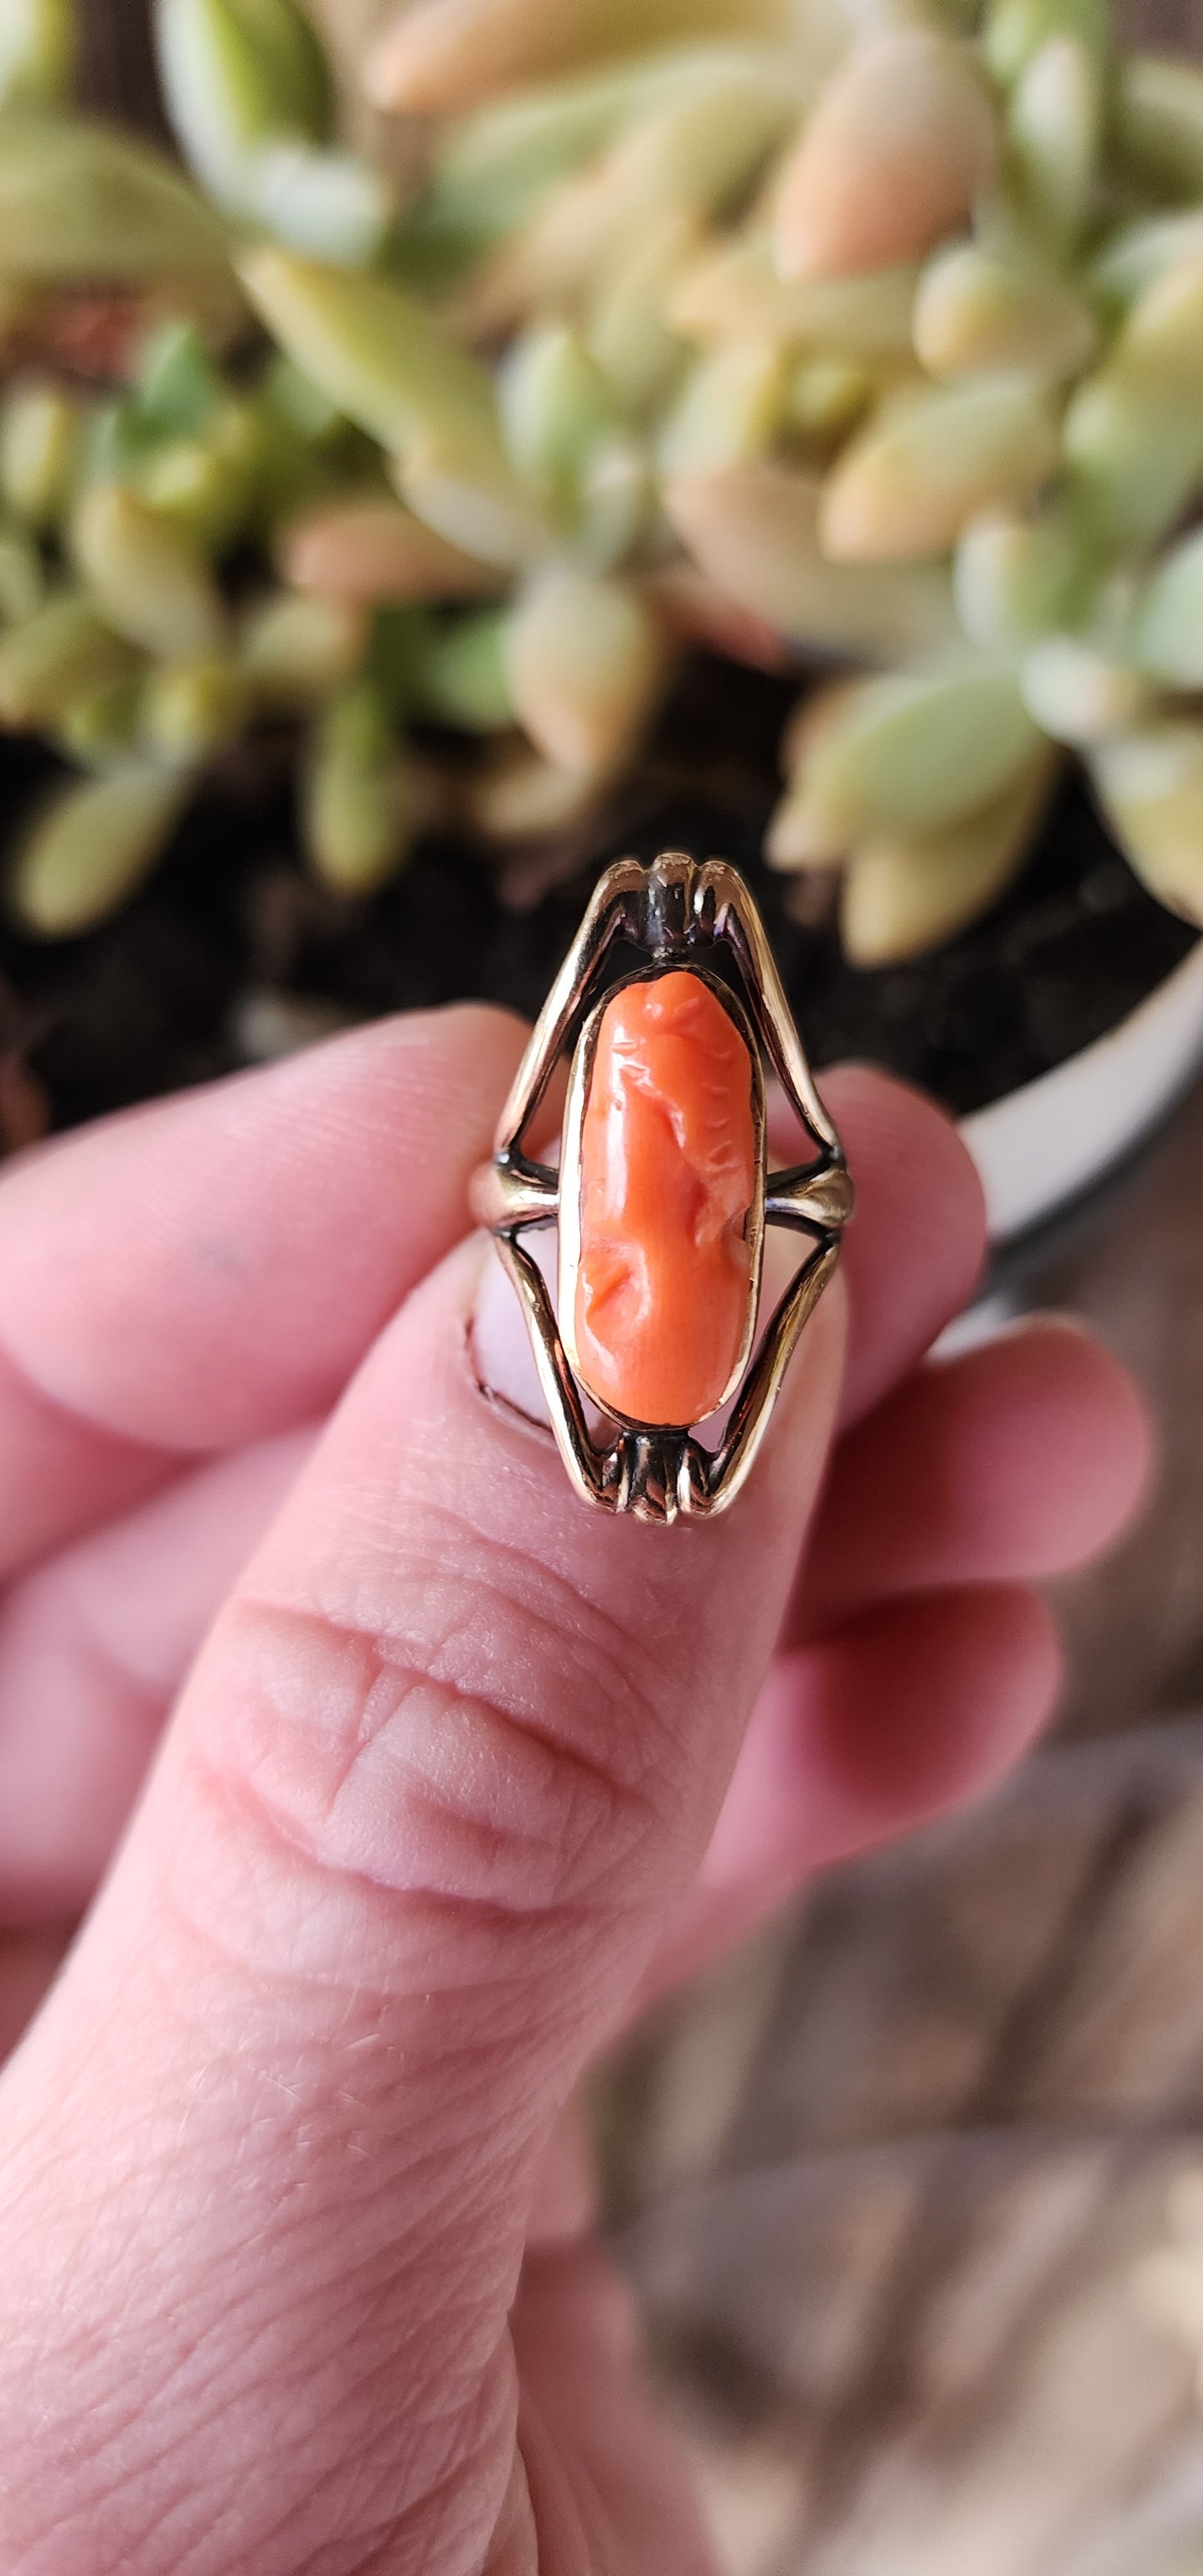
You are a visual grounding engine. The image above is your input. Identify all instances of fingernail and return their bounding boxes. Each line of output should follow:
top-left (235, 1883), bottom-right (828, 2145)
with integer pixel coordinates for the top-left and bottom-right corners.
top-left (470, 1233), bottom-right (553, 1425)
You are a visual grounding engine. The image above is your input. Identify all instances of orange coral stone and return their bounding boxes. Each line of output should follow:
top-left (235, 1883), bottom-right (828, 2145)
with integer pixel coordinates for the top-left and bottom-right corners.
top-left (570, 970), bottom-right (758, 1426)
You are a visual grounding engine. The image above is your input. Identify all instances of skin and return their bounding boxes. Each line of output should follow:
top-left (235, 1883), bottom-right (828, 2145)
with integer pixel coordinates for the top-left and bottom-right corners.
top-left (0, 1004), bottom-right (1151, 2576)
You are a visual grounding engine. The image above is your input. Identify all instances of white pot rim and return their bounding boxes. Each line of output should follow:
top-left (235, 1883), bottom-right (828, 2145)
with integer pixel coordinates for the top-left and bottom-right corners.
top-left (959, 932), bottom-right (1203, 1245)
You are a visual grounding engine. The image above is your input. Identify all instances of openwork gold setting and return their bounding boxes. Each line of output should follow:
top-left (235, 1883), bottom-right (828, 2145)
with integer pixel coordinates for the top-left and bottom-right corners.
top-left (470, 851), bottom-right (853, 1523)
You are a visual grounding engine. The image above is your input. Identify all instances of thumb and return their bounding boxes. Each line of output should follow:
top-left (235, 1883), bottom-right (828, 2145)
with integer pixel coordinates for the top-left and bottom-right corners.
top-left (0, 1226), bottom-right (844, 2576)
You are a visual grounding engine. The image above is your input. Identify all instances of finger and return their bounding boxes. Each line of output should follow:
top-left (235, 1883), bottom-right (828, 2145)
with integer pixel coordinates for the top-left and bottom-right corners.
top-left (0, 1348), bottom-right (172, 1590)
top-left (510, 2241), bottom-right (718, 2576)
top-left (793, 1318), bottom-right (1153, 1639)
top-left (821, 1066), bottom-right (985, 1428)
top-left (0, 1059), bottom-right (982, 1923)
top-left (0, 1430), bottom-right (316, 1920)
top-left (641, 1320), bottom-right (1149, 2004)
top-left (0, 1047), bottom-right (974, 1593)
top-left (650, 1585), bottom-right (1061, 1996)
top-left (0, 1317), bottom-right (1117, 1921)
top-left (0, 1329), bottom-right (1138, 1937)
top-left (713, 1584), bottom-right (1061, 1879)
top-left (0, 1315), bottom-right (1086, 1927)
top-left (0, 1077), bottom-right (991, 1939)
top-left (0, 1930), bottom-right (67, 2064)
top-left (0, 1216), bottom-right (848, 2569)
top-left (0, 1004), bottom-right (525, 1574)
top-left (0, 1320), bottom-right (1144, 1945)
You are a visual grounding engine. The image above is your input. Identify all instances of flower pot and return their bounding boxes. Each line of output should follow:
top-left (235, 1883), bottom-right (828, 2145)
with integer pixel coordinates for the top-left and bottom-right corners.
top-left (962, 936), bottom-right (1203, 1246)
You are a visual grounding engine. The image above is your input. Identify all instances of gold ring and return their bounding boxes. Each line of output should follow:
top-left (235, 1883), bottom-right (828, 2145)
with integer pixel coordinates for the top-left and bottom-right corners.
top-left (470, 852), bottom-right (852, 1524)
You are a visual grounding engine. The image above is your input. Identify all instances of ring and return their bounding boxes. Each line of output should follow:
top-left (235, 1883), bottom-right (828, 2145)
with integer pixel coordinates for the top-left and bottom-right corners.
top-left (470, 851), bottom-right (852, 1524)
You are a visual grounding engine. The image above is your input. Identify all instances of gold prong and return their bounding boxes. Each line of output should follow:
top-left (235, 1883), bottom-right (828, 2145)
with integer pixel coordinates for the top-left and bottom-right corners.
top-left (468, 1156), bottom-right (559, 1231)
top-left (491, 853), bottom-right (645, 1153)
top-left (493, 1235), bottom-right (609, 1512)
top-left (693, 858), bottom-right (845, 1159)
top-left (765, 1162), bottom-right (856, 1231)
top-left (708, 1239), bottom-right (842, 1514)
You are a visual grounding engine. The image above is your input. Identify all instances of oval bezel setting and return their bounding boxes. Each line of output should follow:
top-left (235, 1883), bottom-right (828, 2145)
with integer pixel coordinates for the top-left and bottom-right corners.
top-left (557, 962), bottom-right (767, 1433)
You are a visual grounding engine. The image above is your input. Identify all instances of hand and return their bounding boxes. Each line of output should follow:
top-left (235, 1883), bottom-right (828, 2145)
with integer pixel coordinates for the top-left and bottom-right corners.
top-left (0, 1009), bottom-right (1147, 2575)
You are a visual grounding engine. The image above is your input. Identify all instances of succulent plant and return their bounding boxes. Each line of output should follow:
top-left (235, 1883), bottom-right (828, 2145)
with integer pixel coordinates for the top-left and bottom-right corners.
top-left (0, 0), bottom-right (1201, 962)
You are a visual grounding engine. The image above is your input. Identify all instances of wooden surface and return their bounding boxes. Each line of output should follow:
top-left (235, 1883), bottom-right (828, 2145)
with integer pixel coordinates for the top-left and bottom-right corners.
top-left (609, 1733), bottom-right (1203, 2574)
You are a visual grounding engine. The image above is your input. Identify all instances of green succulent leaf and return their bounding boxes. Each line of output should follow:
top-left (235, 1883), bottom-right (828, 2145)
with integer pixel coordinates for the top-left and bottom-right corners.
top-left (0, 112), bottom-right (232, 277)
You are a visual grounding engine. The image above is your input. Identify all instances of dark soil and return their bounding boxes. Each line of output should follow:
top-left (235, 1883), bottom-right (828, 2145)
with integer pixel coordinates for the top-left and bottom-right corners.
top-left (0, 651), bottom-right (1193, 1132)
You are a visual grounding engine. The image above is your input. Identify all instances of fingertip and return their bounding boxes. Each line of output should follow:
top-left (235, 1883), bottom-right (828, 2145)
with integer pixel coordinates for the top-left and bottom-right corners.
top-left (993, 1315), bottom-right (1156, 1564)
top-left (820, 1064), bottom-right (987, 1424)
top-left (0, 1004), bottom-right (532, 1457)
top-left (827, 1063), bottom-right (987, 1265)
top-left (797, 1584), bottom-right (1061, 1865)
top-left (703, 1584), bottom-right (1061, 1904)
top-left (391, 998), bottom-right (530, 1097)
top-left (803, 1315), bottom-right (1157, 1634)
